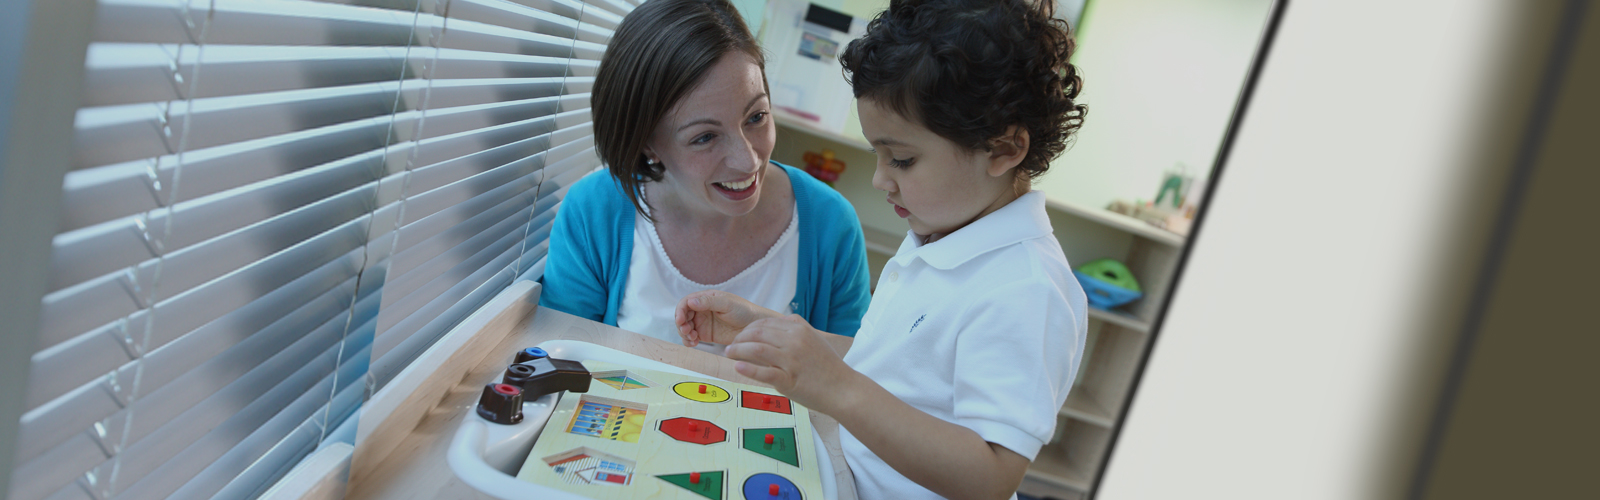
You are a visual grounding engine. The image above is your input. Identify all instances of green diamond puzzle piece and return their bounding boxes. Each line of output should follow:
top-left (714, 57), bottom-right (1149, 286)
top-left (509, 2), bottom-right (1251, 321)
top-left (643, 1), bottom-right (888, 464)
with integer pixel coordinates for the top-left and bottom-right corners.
top-left (656, 471), bottom-right (724, 500)
top-left (741, 427), bottom-right (799, 467)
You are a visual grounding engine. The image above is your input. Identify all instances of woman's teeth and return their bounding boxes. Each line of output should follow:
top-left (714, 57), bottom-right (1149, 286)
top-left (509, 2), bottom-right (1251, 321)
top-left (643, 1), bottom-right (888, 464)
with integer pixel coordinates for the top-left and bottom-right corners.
top-left (716, 177), bottom-right (756, 191)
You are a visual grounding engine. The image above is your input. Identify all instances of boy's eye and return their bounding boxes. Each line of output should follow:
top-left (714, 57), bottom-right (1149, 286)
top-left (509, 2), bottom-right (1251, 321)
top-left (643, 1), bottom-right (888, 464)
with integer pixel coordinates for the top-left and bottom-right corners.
top-left (889, 157), bottom-right (915, 169)
top-left (691, 133), bottom-right (715, 145)
top-left (746, 111), bottom-right (768, 125)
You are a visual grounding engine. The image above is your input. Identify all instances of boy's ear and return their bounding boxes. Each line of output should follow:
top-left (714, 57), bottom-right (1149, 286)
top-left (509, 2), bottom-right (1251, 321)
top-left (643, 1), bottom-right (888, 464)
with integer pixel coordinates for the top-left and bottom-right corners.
top-left (986, 125), bottom-right (1029, 178)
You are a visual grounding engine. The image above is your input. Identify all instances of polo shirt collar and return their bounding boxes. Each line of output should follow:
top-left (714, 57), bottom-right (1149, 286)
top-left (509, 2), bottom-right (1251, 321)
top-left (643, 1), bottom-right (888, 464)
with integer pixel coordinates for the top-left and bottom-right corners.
top-left (893, 191), bottom-right (1054, 270)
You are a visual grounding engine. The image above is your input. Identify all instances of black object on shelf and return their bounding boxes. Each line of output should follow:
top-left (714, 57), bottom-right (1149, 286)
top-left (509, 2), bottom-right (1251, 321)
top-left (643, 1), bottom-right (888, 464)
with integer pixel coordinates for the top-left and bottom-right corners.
top-left (502, 357), bottom-right (591, 399)
top-left (476, 383), bottom-right (524, 425)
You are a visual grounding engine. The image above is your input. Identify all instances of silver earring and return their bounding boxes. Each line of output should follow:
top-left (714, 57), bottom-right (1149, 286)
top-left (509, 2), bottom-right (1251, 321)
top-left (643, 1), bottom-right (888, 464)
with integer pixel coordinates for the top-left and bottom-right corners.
top-left (645, 158), bottom-right (657, 165)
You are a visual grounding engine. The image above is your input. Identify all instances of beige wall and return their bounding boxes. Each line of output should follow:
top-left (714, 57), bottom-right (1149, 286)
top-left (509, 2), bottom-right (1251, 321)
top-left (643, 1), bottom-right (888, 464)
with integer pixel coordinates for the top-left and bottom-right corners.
top-left (1036, 0), bottom-right (1274, 210)
top-left (1098, 1), bottom-right (1594, 498)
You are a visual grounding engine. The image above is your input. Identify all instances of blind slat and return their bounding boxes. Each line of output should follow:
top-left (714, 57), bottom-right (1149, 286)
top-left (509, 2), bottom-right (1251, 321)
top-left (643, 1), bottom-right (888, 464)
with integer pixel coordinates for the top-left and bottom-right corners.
top-left (95, 0), bottom-right (419, 47)
top-left (72, 54), bottom-right (587, 169)
top-left (370, 152), bottom-right (592, 371)
top-left (19, 273), bottom-right (364, 464)
top-left (74, 85), bottom-right (404, 169)
top-left (24, 0), bottom-right (626, 495)
top-left (386, 166), bottom-right (543, 285)
top-left (201, 379), bottom-right (365, 500)
top-left (51, 104), bottom-right (589, 299)
top-left (383, 194), bottom-right (535, 312)
top-left (399, 94), bottom-right (582, 143)
top-left (83, 45), bottom-right (410, 108)
top-left (18, 246), bottom-right (371, 465)
top-left (84, 20), bottom-right (599, 108)
top-left (50, 162), bottom-right (376, 295)
top-left (59, 79), bottom-right (586, 232)
top-left (403, 108), bottom-right (569, 174)
top-left (109, 337), bottom-right (370, 500)
top-left (373, 172), bottom-right (541, 332)
top-left (39, 181), bottom-right (376, 351)
top-left (370, 243), bottom-right (519, 385)
top-left (15, 287), bottom-right (371, 500)
top-left (58, 118), bottom-right (389, 232)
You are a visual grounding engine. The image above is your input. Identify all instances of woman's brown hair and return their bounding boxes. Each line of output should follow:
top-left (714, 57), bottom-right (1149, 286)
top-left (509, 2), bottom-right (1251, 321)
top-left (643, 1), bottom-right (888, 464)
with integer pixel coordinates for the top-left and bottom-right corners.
top-left (591, 0), bottom-right (767, 218)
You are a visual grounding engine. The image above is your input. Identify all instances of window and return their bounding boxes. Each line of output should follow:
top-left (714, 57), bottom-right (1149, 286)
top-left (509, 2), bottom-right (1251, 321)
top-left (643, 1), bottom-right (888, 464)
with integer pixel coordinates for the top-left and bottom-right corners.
top-left (7, 0), bottom-right (631, 499)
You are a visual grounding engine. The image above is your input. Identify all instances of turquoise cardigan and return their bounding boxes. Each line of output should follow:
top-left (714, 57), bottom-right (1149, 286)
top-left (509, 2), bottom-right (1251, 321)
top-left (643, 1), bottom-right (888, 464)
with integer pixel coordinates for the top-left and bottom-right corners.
top-left (539, 163), bottom-right (871, 336)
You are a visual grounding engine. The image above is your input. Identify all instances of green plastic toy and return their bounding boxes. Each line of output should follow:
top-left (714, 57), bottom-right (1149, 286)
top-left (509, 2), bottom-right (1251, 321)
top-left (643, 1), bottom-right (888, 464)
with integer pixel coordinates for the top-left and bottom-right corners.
top-left (1077, 259), bottom-right (1142, 293)
top-left (1073, 259), bottom-right (1144, 309)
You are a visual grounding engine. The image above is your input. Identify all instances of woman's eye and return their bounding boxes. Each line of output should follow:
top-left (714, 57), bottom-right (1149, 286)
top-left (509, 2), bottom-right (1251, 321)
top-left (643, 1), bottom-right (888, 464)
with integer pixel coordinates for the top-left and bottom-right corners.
top-left (889, 157), bottom-right (915, 169)
top-left (691, 133), bottom-right (715, 145)
top-left (747, 111), bottom-right (768, 125)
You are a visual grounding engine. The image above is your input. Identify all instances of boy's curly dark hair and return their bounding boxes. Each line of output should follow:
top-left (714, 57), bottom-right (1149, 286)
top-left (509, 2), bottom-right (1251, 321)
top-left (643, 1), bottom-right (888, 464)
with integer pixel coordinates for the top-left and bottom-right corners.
top-left (840, 0), bottom-right (1086, 180)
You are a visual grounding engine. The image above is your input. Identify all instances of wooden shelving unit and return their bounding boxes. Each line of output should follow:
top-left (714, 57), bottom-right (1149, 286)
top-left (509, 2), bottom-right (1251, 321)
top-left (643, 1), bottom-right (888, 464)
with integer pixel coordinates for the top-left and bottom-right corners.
top-left (773, 108), bottom-right (873, 152)
top-left (770, 119), bottom-right (1188, 498)
top-left (860, 224), bottom-right (902, 256)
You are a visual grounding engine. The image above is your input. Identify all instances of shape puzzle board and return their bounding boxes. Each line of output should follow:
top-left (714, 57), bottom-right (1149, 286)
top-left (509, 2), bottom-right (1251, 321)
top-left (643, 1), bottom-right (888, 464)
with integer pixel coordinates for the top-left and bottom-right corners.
top-left (518, 361), bottom-right (824, 500)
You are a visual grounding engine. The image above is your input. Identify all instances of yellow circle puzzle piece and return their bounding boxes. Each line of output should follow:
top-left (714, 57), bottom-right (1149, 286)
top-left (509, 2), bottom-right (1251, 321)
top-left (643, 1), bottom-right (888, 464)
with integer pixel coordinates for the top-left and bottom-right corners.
top-left (673, 382), bottom-right (730, 403)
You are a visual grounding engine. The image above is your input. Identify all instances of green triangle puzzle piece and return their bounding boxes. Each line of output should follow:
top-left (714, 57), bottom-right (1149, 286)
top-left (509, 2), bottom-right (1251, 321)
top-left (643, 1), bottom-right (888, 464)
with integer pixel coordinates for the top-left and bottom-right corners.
top-left (741, 427), bottom-right (800, 467)
top-left (656, 471), bottom-right (724, 500)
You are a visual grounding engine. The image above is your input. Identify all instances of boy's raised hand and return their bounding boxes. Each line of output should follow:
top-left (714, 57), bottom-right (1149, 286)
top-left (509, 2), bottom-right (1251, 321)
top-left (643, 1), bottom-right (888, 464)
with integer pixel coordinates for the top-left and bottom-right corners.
top-left (723, 315), bottom-right (861, 416)
top-left (674, 290), bottom-right (782, 347)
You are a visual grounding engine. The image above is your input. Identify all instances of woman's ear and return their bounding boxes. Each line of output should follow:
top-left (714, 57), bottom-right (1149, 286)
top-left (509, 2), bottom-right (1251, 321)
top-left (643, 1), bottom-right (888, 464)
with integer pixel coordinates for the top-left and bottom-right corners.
top-left (986, 125), bottom-right (1029, 178)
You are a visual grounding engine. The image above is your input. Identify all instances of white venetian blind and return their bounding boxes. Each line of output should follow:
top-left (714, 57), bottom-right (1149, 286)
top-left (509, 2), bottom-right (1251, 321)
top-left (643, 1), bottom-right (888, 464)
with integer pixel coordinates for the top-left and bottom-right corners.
top-left (9, 0), bottom-right (631, 499)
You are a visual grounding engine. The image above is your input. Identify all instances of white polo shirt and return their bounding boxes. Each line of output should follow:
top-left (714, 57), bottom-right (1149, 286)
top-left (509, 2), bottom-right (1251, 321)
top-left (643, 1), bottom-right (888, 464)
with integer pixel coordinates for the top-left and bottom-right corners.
top-left (839, 191), bottom-right (1087, 500)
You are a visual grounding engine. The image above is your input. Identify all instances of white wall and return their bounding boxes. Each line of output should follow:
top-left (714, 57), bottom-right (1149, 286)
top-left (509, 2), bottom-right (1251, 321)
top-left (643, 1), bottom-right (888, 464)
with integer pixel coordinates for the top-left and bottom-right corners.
top-left (1097, 0), bottom-right (1542, 498)
top-left (1036, 0), bottom-right (1274, 210)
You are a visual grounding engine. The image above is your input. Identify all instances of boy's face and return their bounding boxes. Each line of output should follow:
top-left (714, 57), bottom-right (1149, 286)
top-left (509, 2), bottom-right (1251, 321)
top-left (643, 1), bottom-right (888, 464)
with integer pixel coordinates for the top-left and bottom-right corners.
top-left (858, 98), bottom-right (1023, 243)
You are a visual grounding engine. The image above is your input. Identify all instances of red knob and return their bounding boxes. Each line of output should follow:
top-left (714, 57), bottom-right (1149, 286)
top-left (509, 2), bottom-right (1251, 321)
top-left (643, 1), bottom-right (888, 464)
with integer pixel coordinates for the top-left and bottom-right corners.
top-left (764, 433), bottom-right (774, 444)
top-left (690, 472), bottom-right (700, 484)
top-left (769, 484), bottom-right (780, 495)
top-left (698, 384), bottom-right (707, 394)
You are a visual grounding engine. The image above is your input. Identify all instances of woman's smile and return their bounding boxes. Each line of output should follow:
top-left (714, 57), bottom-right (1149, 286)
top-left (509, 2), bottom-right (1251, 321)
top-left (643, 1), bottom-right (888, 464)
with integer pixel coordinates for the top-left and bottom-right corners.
top-left (713, 171), bottom-right (759, 200)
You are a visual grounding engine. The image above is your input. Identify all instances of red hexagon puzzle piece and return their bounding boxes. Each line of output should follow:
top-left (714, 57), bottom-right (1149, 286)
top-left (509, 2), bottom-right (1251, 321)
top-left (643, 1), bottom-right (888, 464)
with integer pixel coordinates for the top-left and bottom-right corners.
top-left (659, 417), bottom-right (727, 445)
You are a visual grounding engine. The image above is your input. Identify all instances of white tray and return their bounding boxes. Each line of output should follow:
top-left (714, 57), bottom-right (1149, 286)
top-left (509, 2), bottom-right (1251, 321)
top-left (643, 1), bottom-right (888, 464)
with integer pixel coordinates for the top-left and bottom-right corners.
top-left (447, 339), bottom-right (838, 500)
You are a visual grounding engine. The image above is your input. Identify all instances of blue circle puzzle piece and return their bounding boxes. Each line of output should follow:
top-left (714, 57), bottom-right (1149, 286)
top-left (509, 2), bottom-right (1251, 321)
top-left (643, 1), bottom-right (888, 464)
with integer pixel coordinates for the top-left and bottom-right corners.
top-left (742, 473), bottom-right (801, 500)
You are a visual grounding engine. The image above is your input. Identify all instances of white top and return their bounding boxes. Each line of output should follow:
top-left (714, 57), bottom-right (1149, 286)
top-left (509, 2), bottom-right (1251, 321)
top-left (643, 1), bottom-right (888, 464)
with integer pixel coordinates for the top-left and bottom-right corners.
top-left (839, 191), bottom-right (1088, 500)
top-left (616, 203), bottom-right (800, 355)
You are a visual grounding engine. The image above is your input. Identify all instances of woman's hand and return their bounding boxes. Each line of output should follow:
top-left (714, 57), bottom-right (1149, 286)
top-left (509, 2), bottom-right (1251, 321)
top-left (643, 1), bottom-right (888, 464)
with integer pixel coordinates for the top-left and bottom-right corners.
top-left (674, 290), bottom-right (783, 347)
top-left (723, 315), bottom-right (862, 415)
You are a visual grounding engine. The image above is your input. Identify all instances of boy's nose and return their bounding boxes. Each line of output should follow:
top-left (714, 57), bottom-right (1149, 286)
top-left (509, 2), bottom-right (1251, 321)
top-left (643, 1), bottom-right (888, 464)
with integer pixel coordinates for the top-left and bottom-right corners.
top-left (871, 163), bottom-right (896, 193)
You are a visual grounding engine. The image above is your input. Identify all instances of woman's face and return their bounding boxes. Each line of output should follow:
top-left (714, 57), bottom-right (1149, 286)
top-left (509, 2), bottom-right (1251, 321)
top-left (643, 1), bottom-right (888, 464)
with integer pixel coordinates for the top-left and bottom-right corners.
top-left (644, 52), bottom-right (776, 218)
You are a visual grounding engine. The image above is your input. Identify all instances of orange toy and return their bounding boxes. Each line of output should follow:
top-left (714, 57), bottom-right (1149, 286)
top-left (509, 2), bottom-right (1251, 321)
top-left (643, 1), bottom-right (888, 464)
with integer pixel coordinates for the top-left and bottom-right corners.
top-left (801, 149), bottom-right (846, 184)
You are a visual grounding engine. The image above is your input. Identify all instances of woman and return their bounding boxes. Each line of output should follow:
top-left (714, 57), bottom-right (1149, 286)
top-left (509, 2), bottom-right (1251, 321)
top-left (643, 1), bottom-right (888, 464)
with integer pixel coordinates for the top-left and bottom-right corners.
top-left (540, 0), bottom-right (871, 351)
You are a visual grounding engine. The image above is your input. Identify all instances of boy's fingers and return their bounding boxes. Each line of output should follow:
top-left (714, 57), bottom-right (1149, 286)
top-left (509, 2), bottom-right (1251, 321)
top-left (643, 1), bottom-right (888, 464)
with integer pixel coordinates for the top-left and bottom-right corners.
top-left (724, 341), bottom-right (783, 368)
top-left (731, 321), bottom-right (776, 346)
top-left (737, 318), bottom-right (807, 347)
top-left (732, 361), bottom-right (789, 388)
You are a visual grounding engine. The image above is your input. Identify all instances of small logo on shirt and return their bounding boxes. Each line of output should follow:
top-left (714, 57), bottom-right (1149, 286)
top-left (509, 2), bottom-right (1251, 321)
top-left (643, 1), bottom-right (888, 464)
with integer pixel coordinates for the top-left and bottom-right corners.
top-left (909, 314), bottom-right (926, 334)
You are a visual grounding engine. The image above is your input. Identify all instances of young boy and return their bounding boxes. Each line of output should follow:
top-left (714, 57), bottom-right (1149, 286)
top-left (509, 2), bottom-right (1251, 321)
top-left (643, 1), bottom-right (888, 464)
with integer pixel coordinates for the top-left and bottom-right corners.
top-left (676, 1), bottom-right (1088, 498)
